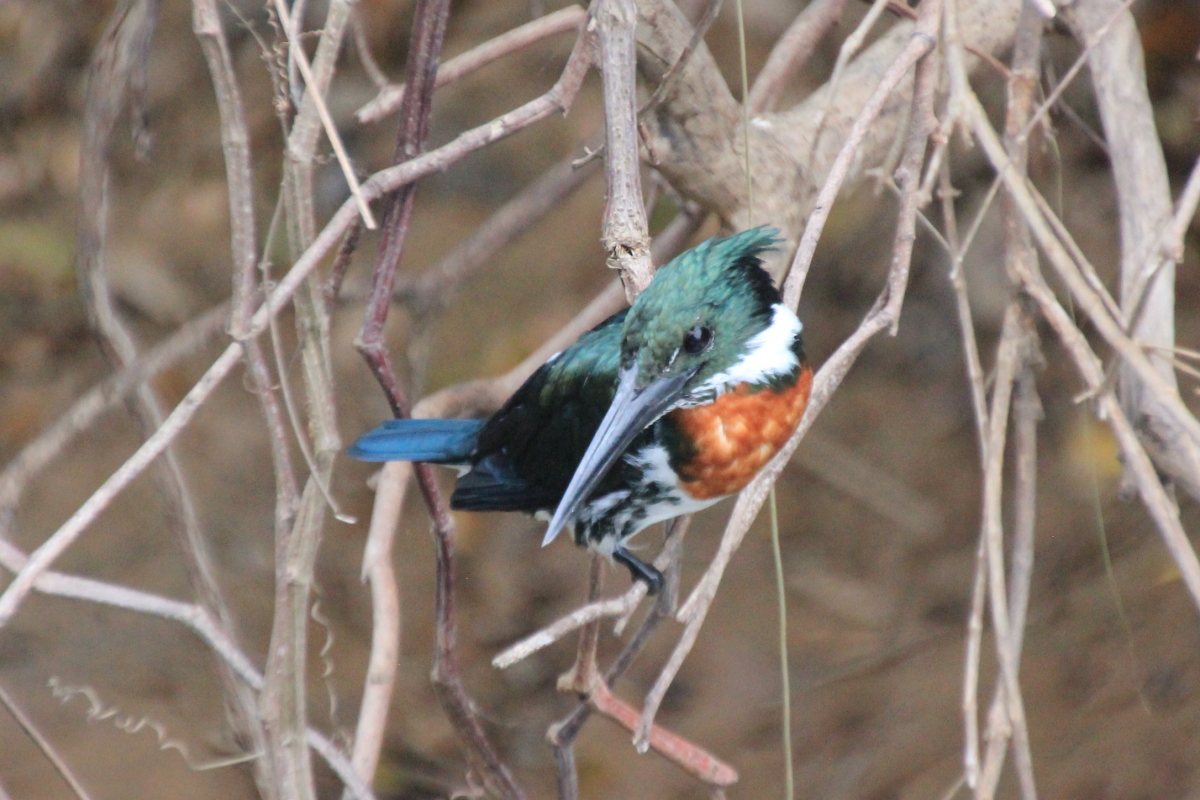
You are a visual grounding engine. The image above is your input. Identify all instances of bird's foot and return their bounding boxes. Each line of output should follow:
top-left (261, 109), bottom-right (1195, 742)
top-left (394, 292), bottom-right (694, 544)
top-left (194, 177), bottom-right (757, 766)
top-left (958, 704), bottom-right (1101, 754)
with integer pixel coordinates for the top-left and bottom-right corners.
top-left (613, 548), bottom-right (663, 595)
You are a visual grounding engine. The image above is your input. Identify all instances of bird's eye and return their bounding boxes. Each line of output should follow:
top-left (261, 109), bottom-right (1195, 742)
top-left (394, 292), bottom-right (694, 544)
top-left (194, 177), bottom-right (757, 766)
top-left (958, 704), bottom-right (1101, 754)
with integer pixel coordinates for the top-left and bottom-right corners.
top-left (682, 325), bottom-right (714, 355)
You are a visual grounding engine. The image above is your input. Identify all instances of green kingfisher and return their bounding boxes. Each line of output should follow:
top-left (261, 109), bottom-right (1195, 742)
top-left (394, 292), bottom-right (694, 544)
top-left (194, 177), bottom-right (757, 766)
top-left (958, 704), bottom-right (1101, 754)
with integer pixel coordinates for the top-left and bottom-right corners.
top-left (349, 226), bottom-right (812, 593)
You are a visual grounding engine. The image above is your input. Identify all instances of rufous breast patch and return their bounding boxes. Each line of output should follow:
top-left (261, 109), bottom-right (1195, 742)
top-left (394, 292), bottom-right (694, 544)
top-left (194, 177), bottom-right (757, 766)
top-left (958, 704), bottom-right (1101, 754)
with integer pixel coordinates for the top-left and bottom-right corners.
top-left (668, 363), bottom-right (813, 500)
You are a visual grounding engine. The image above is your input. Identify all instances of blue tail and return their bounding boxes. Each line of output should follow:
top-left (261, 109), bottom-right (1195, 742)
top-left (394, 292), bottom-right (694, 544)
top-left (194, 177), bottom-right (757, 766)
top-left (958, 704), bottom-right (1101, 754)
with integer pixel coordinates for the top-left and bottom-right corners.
top-left (347, 419), bottom-right (484, 463)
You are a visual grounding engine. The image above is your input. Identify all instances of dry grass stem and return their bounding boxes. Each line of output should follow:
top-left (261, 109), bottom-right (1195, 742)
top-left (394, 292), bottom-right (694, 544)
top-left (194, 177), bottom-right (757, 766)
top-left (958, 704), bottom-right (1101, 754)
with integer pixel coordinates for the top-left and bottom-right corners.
top-left (271, 0), bottom-right (376, 228)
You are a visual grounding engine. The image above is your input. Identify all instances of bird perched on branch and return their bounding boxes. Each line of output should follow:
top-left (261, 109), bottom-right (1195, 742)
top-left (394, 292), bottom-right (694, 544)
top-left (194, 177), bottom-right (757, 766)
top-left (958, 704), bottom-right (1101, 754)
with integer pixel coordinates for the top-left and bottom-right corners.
top-left (350, 227), bottom-right (812, 594)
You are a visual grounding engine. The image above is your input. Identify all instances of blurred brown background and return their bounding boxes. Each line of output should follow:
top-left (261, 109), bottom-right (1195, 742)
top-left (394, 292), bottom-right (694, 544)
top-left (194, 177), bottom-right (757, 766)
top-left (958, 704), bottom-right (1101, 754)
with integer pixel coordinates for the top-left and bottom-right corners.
top-left (2, 0), bottom-right (1200, 798)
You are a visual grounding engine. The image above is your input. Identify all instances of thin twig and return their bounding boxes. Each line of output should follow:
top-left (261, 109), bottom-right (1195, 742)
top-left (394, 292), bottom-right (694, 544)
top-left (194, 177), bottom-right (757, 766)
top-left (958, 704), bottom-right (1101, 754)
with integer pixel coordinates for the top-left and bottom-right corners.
top-left (0, 540), bottom-right (378, 800)
top-left (345, 461), bottom-right (407, 793)
top-left (948, 0), bottom-right (1200, 622)
top-left (0, 20), bottom-right (596, 629)
top-left (782, 14), bottom-right (936, 307)
top-left (355, 6), bottom-right (586, 124)
top-left (747, 0), bottom-right (851, 114)
top-left (0, 681), bottom-right (95, 800)
top-left (272, 0), bottom-right (377, 228)
top-left (0, 302), bottom-right (228, 524)
top-left (645, 0), bottom-right (942, 748)
top-left (805, 0), bottom-right (893, 165)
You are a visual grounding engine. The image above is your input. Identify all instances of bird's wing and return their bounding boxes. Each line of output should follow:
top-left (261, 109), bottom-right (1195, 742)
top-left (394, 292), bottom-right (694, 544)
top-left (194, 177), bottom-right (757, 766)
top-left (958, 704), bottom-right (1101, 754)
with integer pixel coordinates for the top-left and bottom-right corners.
top-left (450, 309), bottom-right (628, 513)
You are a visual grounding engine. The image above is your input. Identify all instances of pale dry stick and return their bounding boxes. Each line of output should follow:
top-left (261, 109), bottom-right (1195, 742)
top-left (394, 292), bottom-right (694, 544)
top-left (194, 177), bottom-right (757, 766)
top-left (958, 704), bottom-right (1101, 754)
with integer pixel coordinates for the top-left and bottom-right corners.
top-left (975, 308), bottom-right (1038, 800)
top-left (595, 0), bottom-right (655, 298)
top-left (0, 28), bottom-right (596, 628)
top-left (356, 6), bottom-right (586, 122)
top-left (676, 0), bottom-right (942, 626)
top-left (782, 16), bottom-right (937, 308)
top-left (275, 0), bottom-right (356, 524)
top-left (646, 2), bottom-right (942, 749)
top-left (0, 540), bottom-right (379, 800)
top-left (270, 3), bottom-right (358, 794)
top-left (345, 461), bottom-right (407, 791)
top-left (1025, 184), bottom-right (1126, 326)
top-left (975, 6), bottom-right (1045, 793)
top-left (1014, 0), bottom-right (1138, 146)
top-left (639, 0), bottom-right (723, 123)
top-left (989, 5), bottom-right (1044, 788)
top-left (0, 302), bottom-right (227, 523)
top-left (938, 165), bottom-right (990, 464)
top-left (350, 9), bottom-right (389, 89)
top-left (946, 7), bottom-right (1200, 615)
top-left (1064, 0), bottom-right (1200, 504)
top-left (747, 0), bottom-right (851, 115)
top-left (805, 0), bottom-right (893, 164)
top-left (978, 318), bottom-right (1043, 800)
top-left (195, 0), bottom-right (302, 524)
top-left (88, 8), bottom-right (267, 780)
top-left (394, 154), bottom-right (602, 316)
top-left (196, 1), bottom-right (316, 795)
top-left (272, 0), bottom-right (376, 229)
top-left (1163, 154), bottom-right (1200, 263)
top-left (1120, 154), bottom-right (1200, 348)
top-left (963, 8), bottom-right (1038, 799)
top-left (956, 95), bottom-right (1200, 457)
top-left (0, 681), bottom-right (95, 800)
top-left (962, 534), bottom-right (987, 789)
top-left (939, 159), bottom-right (991, 791)
top-left (194, 0), bottom-right (297, 497)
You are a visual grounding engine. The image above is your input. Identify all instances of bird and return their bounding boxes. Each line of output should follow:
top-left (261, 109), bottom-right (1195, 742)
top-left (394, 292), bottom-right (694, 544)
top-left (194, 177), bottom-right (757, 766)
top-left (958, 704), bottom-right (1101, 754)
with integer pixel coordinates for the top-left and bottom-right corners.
top-left (349, 226), bottom-right (813, 594)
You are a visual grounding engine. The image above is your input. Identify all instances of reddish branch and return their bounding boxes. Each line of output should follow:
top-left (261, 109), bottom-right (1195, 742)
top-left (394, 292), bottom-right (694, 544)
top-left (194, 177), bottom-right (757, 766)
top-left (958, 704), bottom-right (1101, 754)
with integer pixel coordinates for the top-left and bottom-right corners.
top-left (351, 1), bottom-right (528, 797)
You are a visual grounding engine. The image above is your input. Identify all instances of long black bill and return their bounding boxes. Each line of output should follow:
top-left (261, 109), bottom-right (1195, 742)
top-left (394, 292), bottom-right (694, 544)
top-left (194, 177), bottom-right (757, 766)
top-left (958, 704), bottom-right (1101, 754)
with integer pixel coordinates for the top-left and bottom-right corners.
top-left (542, 363), bottom-right (695, 546)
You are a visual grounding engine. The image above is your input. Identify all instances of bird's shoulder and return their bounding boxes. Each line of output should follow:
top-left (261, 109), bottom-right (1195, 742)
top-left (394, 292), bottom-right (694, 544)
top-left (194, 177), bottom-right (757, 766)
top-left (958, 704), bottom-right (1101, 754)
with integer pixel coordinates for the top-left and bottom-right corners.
top-left (468, 308), bottom-right (627, 499)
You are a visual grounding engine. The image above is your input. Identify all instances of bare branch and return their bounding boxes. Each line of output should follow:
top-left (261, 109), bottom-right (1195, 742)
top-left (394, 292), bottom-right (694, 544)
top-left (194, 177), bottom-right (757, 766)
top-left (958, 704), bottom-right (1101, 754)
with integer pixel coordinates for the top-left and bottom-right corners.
top-left (0, 540), bottom-right (379, 800)
top-left (345, 461), bottom-right (407, 792)
top-left (748, 0), bottom-right (851, 115)
top-left (596, 0), bottom-right (654, 298)
top-left (0, 20), bottom-right (596, 629)
top-left (1062, 0), bottom-right (1200, 502)
top-left (356, 6), bottom-right (586, 124)
top-left (646, 0), bottom-right (943, 749)
top-left (0, 302), bottom-right (227, 524)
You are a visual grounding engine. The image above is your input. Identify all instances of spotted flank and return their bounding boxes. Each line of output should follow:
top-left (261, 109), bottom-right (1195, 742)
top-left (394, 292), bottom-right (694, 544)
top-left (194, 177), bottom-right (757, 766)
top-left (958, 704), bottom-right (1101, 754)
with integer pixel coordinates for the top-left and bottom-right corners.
top-left (575, 443), bottom-right (720, 555)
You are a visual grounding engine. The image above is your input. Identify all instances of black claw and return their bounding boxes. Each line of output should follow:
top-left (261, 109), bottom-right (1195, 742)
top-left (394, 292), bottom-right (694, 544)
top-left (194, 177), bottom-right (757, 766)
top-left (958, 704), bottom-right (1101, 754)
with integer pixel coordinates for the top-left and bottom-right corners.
top-left (613, 548), bottom-right (663, 595)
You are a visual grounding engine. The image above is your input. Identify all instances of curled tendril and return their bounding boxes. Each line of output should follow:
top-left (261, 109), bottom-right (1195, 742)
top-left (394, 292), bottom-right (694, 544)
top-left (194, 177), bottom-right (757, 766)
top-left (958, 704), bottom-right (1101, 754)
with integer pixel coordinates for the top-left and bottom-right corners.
top-left (48, 677), bottom-right (258, 771)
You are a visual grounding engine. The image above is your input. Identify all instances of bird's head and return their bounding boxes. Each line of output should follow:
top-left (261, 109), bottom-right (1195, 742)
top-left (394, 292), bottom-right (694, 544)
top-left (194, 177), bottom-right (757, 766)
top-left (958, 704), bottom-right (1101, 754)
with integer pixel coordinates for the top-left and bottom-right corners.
top-left (543, 226), bottom-right (804, 545)
top-left (620, 225), bottom-right (797, 404)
